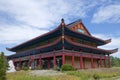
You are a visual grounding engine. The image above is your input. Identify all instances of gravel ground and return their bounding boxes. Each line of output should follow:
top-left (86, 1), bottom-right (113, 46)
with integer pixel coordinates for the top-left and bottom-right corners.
top-left (29, 70), bottom-right (64, 76)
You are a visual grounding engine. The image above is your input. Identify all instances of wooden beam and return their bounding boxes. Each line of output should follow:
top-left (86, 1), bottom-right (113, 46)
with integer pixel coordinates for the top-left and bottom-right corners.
top-left (80, 55), bottom-right (83, 69)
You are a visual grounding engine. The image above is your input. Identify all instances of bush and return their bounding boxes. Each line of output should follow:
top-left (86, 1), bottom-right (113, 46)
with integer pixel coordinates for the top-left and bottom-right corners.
top-left (61, 64), bottom-right (74, 71)
top-left (22, 67), bottom-right (29, 71)
top-left (93, 73), bottom-right (100, 80)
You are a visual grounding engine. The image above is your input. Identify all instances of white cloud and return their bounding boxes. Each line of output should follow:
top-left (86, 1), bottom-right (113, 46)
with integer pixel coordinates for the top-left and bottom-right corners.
top-left (0, 0), bottom-right (98, 28)
top-left (0, 0), bottom-right (98, 44)
top-left (92, 4), bottom-right (120, 23)
top-left (0, 24), bottom-right (48, 44)
top-left (93, 34), bottom-right (120, 57)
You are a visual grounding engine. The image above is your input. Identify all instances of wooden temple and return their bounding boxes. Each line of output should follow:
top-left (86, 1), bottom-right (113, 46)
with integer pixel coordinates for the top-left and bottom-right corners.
top-left (7, 19), bottom-right (118, 70)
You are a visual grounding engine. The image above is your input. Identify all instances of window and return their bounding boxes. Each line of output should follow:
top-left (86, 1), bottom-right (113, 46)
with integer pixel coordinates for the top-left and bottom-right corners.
top-left (77, 29), bottom-right (84, 33)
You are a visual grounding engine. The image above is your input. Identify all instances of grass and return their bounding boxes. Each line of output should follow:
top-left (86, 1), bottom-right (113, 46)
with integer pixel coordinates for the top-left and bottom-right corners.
top-left (7, 71), bottom-right (53, 80)
top-left (67, 67), bottom-right (120, 80)
top-left (7, 67), bottom-right (120, 80)
top-left (7, 70), bottom-right (79, 80)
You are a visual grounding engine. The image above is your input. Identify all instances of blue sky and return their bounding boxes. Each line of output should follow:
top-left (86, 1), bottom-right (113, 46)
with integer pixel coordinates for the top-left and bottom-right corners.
top-left (0, 0), bottom-right (120, 57)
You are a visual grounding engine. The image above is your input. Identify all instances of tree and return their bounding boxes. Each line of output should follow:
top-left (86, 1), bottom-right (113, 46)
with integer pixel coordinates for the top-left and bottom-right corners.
top-left (0, 52), bottom-right (7, 80)
top-left (110, 56), bottom-right (120, 67)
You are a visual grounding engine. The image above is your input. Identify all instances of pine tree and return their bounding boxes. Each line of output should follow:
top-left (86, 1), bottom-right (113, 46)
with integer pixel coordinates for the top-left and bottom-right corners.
top-left (0, 52), bottom-right (7, 80)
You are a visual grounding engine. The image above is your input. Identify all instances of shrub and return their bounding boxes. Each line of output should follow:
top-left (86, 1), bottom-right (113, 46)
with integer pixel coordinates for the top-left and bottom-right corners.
top-left (93, 73), bottom-right (100, 80)
top-left (61, 64), bottom-right (74, 71)
top-left (22, 67), bottom-right (29, 71)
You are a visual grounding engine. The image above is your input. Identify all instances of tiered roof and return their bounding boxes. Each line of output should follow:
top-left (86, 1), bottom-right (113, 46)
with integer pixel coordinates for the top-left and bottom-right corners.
top-left (7, 19), bottom-right (118, 56)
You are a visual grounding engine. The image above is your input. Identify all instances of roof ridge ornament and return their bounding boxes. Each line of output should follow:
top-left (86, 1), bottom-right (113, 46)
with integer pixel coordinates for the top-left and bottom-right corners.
top-left (61, 18), bottom-right (65, 26)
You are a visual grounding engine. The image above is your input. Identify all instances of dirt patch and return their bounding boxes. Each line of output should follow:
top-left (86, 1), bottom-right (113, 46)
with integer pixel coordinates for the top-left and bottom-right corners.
top-left (29, 70), bottom-right (64, 76)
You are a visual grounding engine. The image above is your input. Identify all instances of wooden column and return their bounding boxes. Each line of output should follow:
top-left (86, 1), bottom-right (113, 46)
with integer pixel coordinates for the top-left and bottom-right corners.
top-left (29, 58), bottom-right (32, 67)
top-left (29, 57), bottom-right (33, 69)
top-left (108, 57), bottom-right (110, 68)
top-left (72, 55), bottom-right (75, 67)
top-left (80, 55), bottom-right (83, 69)
top-left (53, 55), bottom-right (56, 68)
top-left (19, 59), bottom-right (22, 69)
top-left (62, 54), bottom-right (65, 65)
top-left (91, 57), bottom-right (94, 68)
top-left (39, 58), bottom-right (42, 67)
top-left (48, 58), bottom-right (50, 69)
top-left (100, 57), bottom-right (102, 68)
top-left (104, 57), bottom-right (106, 68)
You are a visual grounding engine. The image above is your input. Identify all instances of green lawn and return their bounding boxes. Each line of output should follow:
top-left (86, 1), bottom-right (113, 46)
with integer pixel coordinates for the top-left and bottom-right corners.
top-left (7, 67), bottom-right (120, 80)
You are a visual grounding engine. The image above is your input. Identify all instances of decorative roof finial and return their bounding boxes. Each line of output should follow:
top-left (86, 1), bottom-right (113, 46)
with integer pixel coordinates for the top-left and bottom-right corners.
top-left (61, 18), bottom-right (65, 26)
top-left (61, 18), bottom-right (64, 23)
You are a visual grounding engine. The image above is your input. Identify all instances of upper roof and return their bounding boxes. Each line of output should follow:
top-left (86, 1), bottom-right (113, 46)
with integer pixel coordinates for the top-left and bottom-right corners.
top-left (66, 19), bottom-right (91, 35)
top-left (6, 19), bottom-right (114, 52)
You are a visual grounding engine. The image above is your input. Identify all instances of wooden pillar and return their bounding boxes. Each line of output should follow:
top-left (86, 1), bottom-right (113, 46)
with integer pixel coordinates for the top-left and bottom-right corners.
top-left (80, 55), bottom-right (83, 69)
top-left (104, 57), bottom-right (106, 68)
top-left (48, 58), bottom-right (50, 69)
top-left (62, 54), bottom-right (65, 65)
top-left (19, 59), bottom-right (22, 69)
top-left (29, 59), bottom-right (32, 67)
top-left (100, 57), bottom-right (102, 68)
top-left (39, 58), bottom-right (42, 67)
top-left (53, 55), bottom-right (56, 68)
top-left (29, 57), bottom-right (33, 69)
top-left (72, 55), bottom-right (75, 67)
top-left (91, 57), bottom-right (94, 68)
top-left (108, 57), bottom-right (110, 68)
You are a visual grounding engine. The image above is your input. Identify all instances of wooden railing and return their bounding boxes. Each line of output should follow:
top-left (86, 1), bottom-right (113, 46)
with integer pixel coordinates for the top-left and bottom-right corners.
top-left (13, 49), bottom-right (108, 62)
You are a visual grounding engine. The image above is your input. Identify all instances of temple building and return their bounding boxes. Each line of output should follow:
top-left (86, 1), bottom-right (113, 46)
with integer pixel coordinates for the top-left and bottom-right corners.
top-left (7, 19), bottom-right (118, 70)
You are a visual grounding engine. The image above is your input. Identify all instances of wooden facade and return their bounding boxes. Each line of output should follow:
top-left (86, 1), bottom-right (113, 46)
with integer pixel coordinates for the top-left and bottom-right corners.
top-left (7, 19), bottom-right (118, 70)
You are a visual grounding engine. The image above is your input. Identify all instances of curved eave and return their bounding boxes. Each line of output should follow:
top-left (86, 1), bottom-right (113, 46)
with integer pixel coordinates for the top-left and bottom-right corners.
top-left (105, 39), bottom-right (111, 44)
top-left (108, 48), bottom-right (118, 54)
top-left (65, 26), bottom-right (108, 46)
top-left (6, 24), bottom-right (63, 52)
top-left (6, 48), bottom-right (11, 51)
top-left (64, 37), bottom-right (117, 54)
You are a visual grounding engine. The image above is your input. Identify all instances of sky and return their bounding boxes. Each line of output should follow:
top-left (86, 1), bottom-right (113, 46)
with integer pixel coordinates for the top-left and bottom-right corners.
top-left (0, 0), bottom-right (120, 57)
